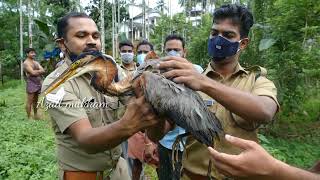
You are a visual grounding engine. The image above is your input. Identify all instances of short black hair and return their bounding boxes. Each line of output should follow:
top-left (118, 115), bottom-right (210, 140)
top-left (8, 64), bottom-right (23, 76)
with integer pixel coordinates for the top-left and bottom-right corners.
top-left (57, 12), bottom-right (91, 39)
top-left (164, 34), bottom-right (185, 49)
top-left (137, 40), bottom-right (154, 51)
top-left (213, 4), bottom-right (254, 38)
top-left (119, 40), bottom-right (133, 50)
top-left (25, 47), bottom-right (36, 54)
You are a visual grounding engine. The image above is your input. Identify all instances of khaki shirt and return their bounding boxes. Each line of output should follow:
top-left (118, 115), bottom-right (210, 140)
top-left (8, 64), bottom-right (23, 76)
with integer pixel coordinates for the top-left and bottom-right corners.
top-left (42, 59), bottom-right (122, 172)
top-left (118, 63), bottom-right (137, 80)
top-left (116, 63), bottom-right (137, 117)
top-left (182, 63), bottom-right (280, 178)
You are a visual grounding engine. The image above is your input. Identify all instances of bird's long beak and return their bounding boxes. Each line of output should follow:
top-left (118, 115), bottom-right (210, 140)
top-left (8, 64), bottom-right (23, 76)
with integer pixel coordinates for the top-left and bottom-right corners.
top-left (42, 62), bottom-right (95, 95)
top-left (43, 68), bottom-right (75, 95)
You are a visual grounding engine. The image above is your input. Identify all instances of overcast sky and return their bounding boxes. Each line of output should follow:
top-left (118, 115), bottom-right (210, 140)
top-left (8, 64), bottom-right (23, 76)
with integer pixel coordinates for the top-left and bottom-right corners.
top-left (81, 0), bottom-right (184, 15)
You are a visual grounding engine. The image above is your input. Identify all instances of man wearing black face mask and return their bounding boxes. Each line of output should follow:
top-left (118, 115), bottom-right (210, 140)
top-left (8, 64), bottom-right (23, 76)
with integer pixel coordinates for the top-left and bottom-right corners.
top-left (42, 12), bottom-right (162, 180)
top-left (156, 4), bottom-right (280, 180)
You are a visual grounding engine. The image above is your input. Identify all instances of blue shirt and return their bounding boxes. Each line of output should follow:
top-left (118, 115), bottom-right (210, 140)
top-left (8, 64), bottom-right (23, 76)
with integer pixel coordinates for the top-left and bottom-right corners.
top-left (159, 126), bottom-right (186, 150)
top-left (159, 64), bottom-right (204, 150)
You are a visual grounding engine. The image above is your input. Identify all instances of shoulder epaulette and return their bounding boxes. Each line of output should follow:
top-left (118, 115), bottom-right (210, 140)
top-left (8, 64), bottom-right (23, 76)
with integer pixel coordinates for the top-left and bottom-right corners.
top-left (245, 65), bottom-right (267, 80)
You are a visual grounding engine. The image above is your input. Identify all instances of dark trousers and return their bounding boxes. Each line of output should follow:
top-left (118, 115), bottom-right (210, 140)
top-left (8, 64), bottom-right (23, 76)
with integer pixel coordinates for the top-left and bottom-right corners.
top-left (158, 143), bottom-right (183, 180)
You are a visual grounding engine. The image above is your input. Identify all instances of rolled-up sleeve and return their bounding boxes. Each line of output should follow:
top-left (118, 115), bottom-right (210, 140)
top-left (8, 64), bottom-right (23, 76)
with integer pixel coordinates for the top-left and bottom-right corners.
top-left (252, 76), bottom-right (280, 110)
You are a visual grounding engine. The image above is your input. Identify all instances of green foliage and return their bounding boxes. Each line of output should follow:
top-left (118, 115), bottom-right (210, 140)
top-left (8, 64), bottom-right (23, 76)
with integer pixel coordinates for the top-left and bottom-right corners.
top-left (260, 115), bottom-right (320, 168)
top-left (186, 14), bottom-right (212, 66)
top-left (260, 133), bottom-right (320, 168)
top-left (241, 0), bottom-right (320, 116)
top-left (0, 1), bottom-right (24, 79)
top-left (0, 82), bottom-right (57, 179)
top-left (85, 0), bottom-right (129, 52)
top-left (259, 134), bottom-right (287, 162)
top-left (258, 38), bottom-right (276, 51)
top-left (0, 50), bottom-right (21, 79)
top-left (150, 13), bottom-right (193, 54)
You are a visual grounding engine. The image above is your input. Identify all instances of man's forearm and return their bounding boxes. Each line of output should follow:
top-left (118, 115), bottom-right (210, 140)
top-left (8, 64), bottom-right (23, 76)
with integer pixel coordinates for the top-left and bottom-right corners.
top-left (201, 78), bottom-right (276, 123)
top-left (272, 160), bottom-right (320, 180)
top-left (74, 119), bottom-right (135, 154)
top-left (30, 70), bottom-right (44, 76)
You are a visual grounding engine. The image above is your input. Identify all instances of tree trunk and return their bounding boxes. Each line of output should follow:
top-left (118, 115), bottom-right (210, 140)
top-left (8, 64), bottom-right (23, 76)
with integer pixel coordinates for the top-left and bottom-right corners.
top-left (20, 0), bottom-right (24, 82)
top-left (112, 0), bottom-right (115, 57)
top-left (0, 63), bottom-right (3, 85)
top-left (143, 0), bottom-right (146, 38)
top-left (116, 0), bottom-right (120, 57)
top-left (100, 0), bottom-right (105, 53)
top-left (28, 0), bottom-right (33, 48)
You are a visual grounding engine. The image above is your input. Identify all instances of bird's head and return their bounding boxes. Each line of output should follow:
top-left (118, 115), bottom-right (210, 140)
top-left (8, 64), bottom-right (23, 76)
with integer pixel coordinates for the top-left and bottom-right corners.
top-left (43, 51), bottom-right (117, 95)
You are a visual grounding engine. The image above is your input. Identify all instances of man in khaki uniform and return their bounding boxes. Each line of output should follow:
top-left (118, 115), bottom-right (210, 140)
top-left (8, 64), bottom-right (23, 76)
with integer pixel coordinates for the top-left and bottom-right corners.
top-left (158, 4), bottom-right (280, 179)
top-left (42, 12), bottom-right (162, 180)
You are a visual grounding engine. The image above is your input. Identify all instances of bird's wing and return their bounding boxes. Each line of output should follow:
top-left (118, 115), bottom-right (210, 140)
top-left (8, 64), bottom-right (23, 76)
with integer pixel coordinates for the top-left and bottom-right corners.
top-left (142, 72), bottom-right (223, 146)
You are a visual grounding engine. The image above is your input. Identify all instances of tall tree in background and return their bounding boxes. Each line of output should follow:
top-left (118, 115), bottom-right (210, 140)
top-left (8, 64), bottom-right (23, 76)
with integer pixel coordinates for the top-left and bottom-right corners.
top-left (28, 0), bottom-right (33, 48)
top-left (156, 0), bottom-right (166, 14)
top-left (85, 0), bottom-right (129, 55)
top-left (20, 0), bottom-right (24, 81)
top-left (150, 13), bottom-right (193, 53)
top-left (100, 0), bottom-right (105, 53)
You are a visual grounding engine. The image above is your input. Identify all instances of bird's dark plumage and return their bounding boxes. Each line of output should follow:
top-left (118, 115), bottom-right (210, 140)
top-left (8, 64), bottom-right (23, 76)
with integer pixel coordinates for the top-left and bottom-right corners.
top-left (140, 71), bottom-right (222, 146)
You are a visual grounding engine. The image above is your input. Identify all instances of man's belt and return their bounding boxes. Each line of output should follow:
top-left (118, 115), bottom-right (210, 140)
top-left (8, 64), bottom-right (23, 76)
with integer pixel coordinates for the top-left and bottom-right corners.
top-left (182, 168), bottom-right (233, 180)
top-left (182, 168), bottom-right (219, 180)
top-left (64, 170), bottom-right (113, 180)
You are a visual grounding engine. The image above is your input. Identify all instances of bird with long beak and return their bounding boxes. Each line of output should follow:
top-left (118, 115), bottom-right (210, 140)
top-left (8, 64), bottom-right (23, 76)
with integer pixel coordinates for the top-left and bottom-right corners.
top-left (43, 50), bottom-right (223, 154)
top-left (42, 51), bottom-right (130, 96)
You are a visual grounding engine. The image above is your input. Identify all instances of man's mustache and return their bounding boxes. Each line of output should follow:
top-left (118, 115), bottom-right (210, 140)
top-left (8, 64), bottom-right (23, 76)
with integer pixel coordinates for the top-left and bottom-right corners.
top-left (83, 45), bottom-right (98, 52)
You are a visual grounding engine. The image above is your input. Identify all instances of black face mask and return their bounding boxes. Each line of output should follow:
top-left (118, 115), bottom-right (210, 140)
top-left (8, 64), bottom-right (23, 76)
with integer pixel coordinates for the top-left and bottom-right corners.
top-left (63, 43), bottom-right (78, 62)
top-left (64, 43), bottom-right (99, 62)
top-left (208, 35), bottom-right (241, 62)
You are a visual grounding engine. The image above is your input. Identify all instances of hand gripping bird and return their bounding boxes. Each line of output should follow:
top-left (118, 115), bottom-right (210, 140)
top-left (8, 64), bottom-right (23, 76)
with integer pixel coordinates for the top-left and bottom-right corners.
top-left (43, 51), bottom-right (224, 178)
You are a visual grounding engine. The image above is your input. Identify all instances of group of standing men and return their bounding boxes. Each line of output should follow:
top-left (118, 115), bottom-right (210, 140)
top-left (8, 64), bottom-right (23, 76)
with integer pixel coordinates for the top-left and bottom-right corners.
top-left (106, 33), bottom-right (202, 180)
top-left (22, 3), bottom-right (319, 180)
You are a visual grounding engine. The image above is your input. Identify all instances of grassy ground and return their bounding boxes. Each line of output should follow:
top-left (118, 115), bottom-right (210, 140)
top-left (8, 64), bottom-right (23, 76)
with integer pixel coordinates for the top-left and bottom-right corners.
top-left (0, 80), bottom-right (57, 179)
top-left (0, 80), bottom-right (319, 179)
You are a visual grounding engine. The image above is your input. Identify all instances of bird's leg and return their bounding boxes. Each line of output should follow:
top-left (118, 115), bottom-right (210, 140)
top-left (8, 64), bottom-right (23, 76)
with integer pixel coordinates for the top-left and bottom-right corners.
top-left (207, 159), bottom-right (212, 180)
top-left (171, 133), bottom-right (189, 173)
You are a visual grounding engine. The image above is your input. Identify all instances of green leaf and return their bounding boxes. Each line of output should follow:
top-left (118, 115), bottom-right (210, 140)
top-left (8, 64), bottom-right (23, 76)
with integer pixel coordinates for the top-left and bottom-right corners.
top-left (258, 134), bottom-right (270, 144)
top-left (259, 38), bottom-right (277, 51)
top-left (34, 19), bottom-right (50, 37)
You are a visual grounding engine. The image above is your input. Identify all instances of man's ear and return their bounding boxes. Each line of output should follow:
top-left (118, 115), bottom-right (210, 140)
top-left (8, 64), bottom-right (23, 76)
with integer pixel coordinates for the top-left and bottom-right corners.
top-left (56, 38), bottom-right (66, 51)
top-left (240, 38), bottom-right (249, 50)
